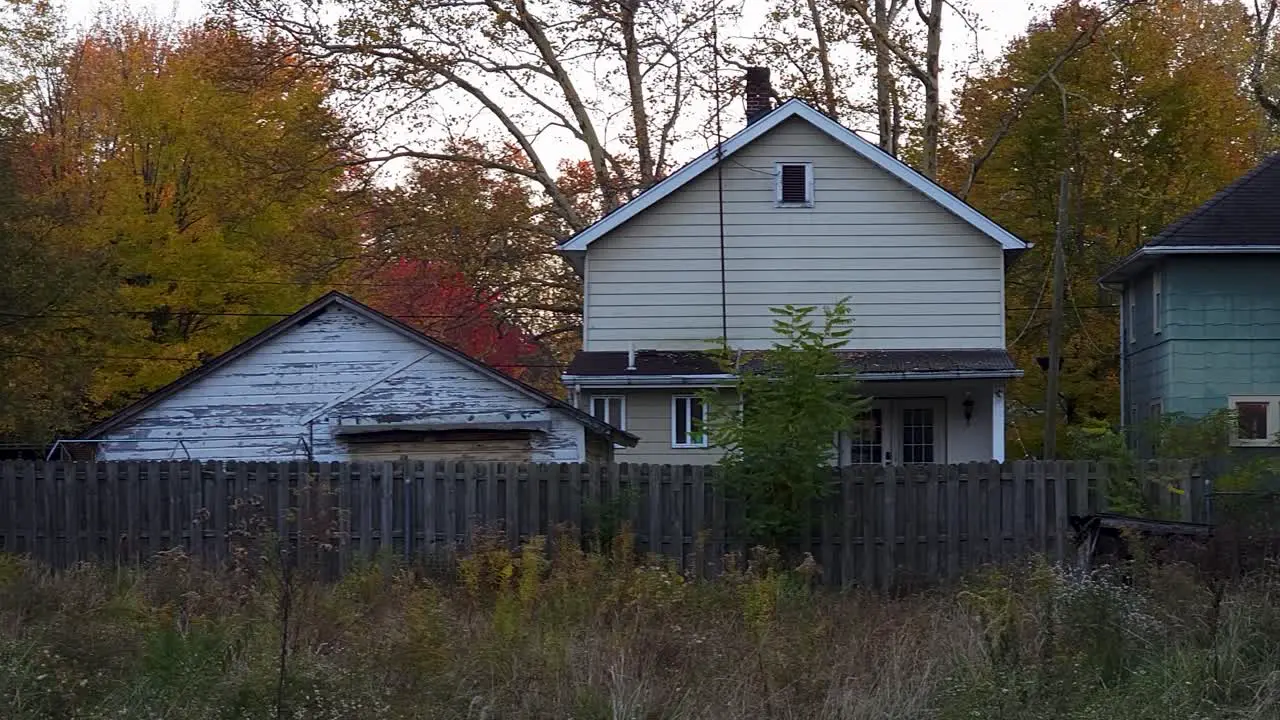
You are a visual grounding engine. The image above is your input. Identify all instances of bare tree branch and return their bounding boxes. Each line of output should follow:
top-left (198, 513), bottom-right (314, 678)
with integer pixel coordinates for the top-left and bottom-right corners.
top-left (958, 0), bottom-right (1146, 199)
top-left (1251, 0), bottom-right (1280, 122)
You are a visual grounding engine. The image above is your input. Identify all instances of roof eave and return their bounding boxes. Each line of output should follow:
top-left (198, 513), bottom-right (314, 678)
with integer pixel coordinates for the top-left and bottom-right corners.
top-left (562, 369), bottom-right (1022, 385)
top-left (1099, 245), bottom-right (1280, 288)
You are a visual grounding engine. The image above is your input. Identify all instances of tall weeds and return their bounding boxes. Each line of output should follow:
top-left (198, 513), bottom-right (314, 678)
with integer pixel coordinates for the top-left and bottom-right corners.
top-left (0, 534), bottom-right (1277, 719)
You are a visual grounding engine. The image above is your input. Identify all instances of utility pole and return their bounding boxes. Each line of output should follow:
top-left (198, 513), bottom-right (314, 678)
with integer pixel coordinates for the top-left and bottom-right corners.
top-left (1043, 171), bottom-right (1070, 459)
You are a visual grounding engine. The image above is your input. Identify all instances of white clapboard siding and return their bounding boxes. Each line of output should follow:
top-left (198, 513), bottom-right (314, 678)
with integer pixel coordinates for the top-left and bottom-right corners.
top-left (95, 305), bottom-right (587, 462)
top-left (584, 117), bottom-right (1006, 351)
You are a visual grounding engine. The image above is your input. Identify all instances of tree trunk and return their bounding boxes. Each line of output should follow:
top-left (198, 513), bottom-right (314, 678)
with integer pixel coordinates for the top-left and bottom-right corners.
top-left (920, 0), bottom-right (942, 179)
top-left (507, 0), bottom-right (619, 210)
top-left (807, 0), bottom-right (840, 117)
top-left (874, 0), bottom-right (894, 153)
top-left (620, 0), bottom-right (655, 187)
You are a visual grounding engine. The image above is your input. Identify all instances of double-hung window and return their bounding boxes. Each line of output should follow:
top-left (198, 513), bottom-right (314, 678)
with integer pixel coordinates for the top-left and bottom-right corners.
top-left (1229, 396), bottom-right (1280, 447)
top-left (671, 395), bottom-right (708, 448)
top-left (590, 396), bottom-right (626, 447)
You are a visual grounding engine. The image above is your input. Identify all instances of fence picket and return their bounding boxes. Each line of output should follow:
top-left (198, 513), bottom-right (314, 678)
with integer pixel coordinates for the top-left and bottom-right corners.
top-left (1072, 461), bottom-right (1089, 521)
top-left (925, 465), bottom-right (940, 581)
top-left (691, 465), bottom-right (706, 579)
top-left (839, 467), bottom-right (854, 587)
top-left (881, 465), bottom-right (896, 592)
top-left (945, 464), bottom-right (960, 580)
top-left (860, 470), bottom-right (877, 590)
top-left (1053, 461), bottom-right (1069, 563)
top-left (2, 461), bottom-right (16, 554)
top-left (964, 463), bottom-right (981, 568)
top-left (647, 465), bottom-right (662, 557)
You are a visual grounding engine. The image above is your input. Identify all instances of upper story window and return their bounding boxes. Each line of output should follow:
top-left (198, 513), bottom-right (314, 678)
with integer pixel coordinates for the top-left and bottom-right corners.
top-left (1230, 396), bottom-right (1280, 447)
top-left (775, 162), bottom-right (813, 207)
top-left (1152, 270), bottom-right (1163, 335)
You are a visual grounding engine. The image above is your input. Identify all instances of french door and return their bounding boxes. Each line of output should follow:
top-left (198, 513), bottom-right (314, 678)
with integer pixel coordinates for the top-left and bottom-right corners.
top-left (843, 399), bottom-right (945, 465)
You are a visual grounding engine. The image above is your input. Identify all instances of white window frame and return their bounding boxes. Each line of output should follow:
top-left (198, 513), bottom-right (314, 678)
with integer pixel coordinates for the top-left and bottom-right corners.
top-left (1152, 270), bottom-right (1163, 335)
top-left (1229, 396), bottom-right (1280, 447)
top-left (774, 162), bottom-right (814, 208)
top-left (1127, 288), bottom-right (1136, 344)
top-left (671, 395), bottom-right (709, 448)
top-left (590, 395), bottom-right (626, 448)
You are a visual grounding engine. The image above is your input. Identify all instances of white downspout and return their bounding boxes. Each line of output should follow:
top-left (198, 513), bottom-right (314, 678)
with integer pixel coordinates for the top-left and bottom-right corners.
top-left (992, 386), bottom-right (1006, 462)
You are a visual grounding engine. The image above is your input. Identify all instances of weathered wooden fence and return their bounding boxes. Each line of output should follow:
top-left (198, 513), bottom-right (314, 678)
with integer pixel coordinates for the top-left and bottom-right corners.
top-left (0, 459), bottom-right (1207, 588)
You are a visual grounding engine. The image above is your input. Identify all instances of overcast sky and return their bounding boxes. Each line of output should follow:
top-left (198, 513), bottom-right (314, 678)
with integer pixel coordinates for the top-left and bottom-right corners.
top-left (61, 0), bottom-right (1053, 174)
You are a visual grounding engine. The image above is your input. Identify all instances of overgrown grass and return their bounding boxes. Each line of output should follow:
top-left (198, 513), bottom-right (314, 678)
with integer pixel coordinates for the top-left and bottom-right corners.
top-left (0, 532), bottom-right (1278, 719)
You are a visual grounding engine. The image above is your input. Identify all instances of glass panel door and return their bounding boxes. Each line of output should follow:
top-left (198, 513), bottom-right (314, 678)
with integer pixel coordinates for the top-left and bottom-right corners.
top-left (896, 399), bottom-right (944, 464)
top-left (848, 407), bottom-right (884, 464)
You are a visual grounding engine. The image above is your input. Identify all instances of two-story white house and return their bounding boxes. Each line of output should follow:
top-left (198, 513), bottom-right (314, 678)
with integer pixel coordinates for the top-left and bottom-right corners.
top-left (559, 70), bottom-right (1027, 465)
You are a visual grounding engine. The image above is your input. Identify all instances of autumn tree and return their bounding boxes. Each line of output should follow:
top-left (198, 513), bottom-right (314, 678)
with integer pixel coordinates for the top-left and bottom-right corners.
top-left (361, 259), bottom-right (548, 384)
top-left (363, 149), bottom-right (584, 360)
top-left (0, 0), bottom-right (108, 442)
top-left (0, 16), bottom-right (365, 439)
top-left (943, 0), bottom-right (1276, 455)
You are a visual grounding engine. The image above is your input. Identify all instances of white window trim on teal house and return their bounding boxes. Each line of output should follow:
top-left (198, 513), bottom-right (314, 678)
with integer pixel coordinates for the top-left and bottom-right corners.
top-left (1152, 270), bottom-right (1163, 335)
top-left (1229, 396), bottom-right (1280, 447)
top-left (1127, 288), bottom-right (1136, 343)
top-left (671, 395), bottom-right (709, 448)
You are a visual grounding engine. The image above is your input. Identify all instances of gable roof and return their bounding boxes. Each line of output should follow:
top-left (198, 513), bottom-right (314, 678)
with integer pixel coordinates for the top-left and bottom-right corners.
top-left (557, 99), bottom-right (1028, 253)
top-left (1099, 154), bottom-right (1280, 285)
top-left (80, 291), bottom-right (636, 446)
top-left (1147, 154), bottom-right (1280, 248)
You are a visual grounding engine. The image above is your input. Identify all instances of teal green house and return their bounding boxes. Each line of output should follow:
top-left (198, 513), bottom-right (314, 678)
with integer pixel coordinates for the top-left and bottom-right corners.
top-left (1100, 155), bottom-right (1280, 455)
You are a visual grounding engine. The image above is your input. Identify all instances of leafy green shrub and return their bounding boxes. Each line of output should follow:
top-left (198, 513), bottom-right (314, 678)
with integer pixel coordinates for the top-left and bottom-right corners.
top-left (703, 299), bottom-right (870, 548)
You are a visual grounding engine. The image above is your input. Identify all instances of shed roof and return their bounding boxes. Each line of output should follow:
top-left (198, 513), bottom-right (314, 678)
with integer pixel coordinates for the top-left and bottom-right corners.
top-left (80, 292), bottom-right (637, 447)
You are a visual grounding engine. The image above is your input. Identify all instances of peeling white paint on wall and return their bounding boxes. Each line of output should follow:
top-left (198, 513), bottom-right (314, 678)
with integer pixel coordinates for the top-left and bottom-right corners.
top-left (94, 305), bottom-right (591, 462)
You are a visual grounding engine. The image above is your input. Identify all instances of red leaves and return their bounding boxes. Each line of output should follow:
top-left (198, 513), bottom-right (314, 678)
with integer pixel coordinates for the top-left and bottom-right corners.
top-left (364, 259), bottom-right (542, 379)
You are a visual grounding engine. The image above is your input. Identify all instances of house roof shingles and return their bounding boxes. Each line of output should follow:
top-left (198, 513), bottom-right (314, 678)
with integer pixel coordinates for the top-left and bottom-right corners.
top-left (565, 349), bottom-right (1020, 379)
top-left (1146, 154), bottom-right (1280, 248)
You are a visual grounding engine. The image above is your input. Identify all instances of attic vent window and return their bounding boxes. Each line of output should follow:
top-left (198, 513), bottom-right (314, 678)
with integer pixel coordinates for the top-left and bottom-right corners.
top-left (775, 163), bottom-right (813, 207)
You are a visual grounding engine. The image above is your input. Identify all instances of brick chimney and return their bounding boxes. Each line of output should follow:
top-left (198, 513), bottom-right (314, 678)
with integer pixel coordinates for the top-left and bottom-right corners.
top-left (744, 67), bottom-right (773, 125)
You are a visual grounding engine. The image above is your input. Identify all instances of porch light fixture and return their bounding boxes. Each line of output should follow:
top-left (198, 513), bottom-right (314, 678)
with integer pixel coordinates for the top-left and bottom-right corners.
top-left (962, 394), bottom-right (975, 425)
